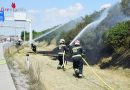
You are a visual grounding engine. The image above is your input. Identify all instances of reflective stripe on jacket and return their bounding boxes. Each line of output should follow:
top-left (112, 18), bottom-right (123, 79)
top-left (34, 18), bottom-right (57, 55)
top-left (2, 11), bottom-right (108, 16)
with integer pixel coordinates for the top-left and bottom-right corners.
top-left (72, 46), bottom-right (83, 58)
top-left (58, 44), bottom-right (66, 55)
top-left (72, 54), bottom-right (82, 58)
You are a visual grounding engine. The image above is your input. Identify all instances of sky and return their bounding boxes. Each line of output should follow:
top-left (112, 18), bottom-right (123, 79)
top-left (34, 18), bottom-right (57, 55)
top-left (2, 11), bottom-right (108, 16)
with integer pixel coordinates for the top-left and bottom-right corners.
top-left (0, 0), bottom-right (120, 36)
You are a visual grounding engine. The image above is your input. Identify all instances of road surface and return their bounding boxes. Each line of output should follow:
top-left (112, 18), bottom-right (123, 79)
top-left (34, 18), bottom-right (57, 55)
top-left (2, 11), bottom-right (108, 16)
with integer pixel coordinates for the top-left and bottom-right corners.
top-left (0, 42), bottom-right (16, 90)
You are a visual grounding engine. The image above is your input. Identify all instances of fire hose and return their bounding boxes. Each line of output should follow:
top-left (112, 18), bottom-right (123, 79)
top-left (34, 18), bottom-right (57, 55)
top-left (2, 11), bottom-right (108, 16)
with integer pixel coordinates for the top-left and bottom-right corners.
top-left (82, 57), bottom-right (114, 90)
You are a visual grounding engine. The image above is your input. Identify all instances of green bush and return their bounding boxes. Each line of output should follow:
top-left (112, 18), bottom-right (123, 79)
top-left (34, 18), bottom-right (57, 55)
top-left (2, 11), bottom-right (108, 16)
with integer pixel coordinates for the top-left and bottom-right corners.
top-left (104, 21), bottom-right (130, 53)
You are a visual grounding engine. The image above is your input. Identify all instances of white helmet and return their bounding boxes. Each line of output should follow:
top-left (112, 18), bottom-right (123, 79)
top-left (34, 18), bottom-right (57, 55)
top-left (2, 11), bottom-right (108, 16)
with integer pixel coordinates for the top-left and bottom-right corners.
top-left (74, 40), bottom-right (80, 45)
top-left (60, 39), bottom-right (65, 44)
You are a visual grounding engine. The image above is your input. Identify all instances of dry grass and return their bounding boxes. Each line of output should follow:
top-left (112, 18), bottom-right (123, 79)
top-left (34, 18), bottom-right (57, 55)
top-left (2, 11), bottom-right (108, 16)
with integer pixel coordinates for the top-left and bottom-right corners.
top-left (28, 61), bottom-right (43, 90)
top-left (6, 44), bottom-right (130, 90)
top-left (37, 39), bottom-right (57, 51)
top-left (99, 57), bottom-right (112, 69)
top-left (16, 48), bottom-right (45, 90)
top-left (100, 57), bottom-right (112, 63)
top-left (4, 45), bottom-right (45, 90)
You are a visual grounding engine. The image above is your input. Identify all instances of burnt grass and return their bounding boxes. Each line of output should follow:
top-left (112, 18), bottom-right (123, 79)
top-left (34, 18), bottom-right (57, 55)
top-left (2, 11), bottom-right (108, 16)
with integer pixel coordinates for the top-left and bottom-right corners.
top-left (100, 50), bottom-right (130, 69)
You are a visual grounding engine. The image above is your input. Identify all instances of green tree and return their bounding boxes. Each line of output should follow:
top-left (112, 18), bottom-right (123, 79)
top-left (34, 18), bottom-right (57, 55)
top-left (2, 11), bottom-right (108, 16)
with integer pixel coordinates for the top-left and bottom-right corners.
top-left (21, 31), bottom-right (29, 41)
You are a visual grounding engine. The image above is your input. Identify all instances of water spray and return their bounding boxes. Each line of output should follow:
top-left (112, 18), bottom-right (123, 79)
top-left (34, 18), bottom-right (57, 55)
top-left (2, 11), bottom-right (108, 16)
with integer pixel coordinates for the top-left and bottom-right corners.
top-left (69, 8), bottom-right (110, 46)
top-left (33, 24), bottom-right (64, 41)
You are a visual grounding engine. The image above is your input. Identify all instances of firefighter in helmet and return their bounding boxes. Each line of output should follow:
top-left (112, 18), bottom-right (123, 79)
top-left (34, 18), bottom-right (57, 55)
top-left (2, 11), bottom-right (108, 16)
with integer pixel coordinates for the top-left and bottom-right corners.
top-left (71, 40), bottom-right (85, 78)
top-left (57, 39), bottom-right (68, 70)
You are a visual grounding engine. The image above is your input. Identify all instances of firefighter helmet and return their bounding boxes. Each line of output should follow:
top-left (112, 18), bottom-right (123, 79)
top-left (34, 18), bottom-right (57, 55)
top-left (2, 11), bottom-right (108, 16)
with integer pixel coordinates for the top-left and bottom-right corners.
top-left (60, 39), bottom-right (65, 44)
top-left (74, 40), bottom-right (80, 45)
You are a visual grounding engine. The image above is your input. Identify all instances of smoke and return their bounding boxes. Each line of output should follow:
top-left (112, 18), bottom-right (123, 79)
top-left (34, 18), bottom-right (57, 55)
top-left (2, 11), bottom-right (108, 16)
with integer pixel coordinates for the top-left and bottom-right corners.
top-left (69, 3), bottom-right (130, 64)
top-left (69, 8), bottom-right (110, 46)
top-left (33, 24), bottom-right (63, 41)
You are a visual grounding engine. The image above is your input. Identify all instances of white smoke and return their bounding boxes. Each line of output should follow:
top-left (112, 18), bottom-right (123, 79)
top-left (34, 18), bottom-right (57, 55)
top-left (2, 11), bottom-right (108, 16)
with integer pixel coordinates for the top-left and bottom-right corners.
top-left (69, 8), bottom-right (110, 46)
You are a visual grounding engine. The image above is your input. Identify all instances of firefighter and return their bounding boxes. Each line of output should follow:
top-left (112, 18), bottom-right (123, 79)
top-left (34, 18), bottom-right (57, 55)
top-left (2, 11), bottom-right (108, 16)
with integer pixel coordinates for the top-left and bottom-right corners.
top-left (15, 39), bottom-right (22, 52)
top-left (31, 43), bottom-right (37, 53)
top-left (16, 39), bottom-right (22, 47)
top-left (72, 40), bottom-right (84, 78)
top-left (57, 39), bottom-right (68, 70)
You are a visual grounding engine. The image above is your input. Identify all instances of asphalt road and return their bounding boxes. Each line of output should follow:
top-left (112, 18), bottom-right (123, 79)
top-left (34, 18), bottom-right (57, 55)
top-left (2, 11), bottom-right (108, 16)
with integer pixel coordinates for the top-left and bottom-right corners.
top-left (0, 42), bottom-right (16, 90)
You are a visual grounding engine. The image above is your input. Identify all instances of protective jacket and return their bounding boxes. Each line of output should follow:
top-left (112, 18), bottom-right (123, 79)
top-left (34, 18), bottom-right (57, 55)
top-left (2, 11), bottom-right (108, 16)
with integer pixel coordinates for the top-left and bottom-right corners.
top-left (58, 44), bottom-right (67, 55)
top-left (72, 46), bottom-right (84, 58)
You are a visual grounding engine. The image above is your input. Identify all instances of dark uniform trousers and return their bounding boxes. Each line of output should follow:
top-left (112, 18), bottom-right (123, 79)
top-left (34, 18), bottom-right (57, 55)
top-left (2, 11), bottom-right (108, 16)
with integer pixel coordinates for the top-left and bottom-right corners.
top-left (58, 44), bottom-right (67, 66)
top-left (58, 55), bottom-right (64, 66)
top-left (73, 56), bottom-right (83, 74)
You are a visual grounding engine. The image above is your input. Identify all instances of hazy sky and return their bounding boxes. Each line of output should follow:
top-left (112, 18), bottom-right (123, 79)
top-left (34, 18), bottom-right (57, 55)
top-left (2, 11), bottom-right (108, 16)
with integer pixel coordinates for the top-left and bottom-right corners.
top-left (0, 0), bottom-right (120, 36)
